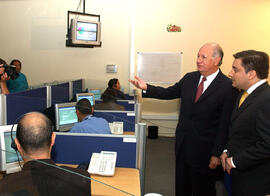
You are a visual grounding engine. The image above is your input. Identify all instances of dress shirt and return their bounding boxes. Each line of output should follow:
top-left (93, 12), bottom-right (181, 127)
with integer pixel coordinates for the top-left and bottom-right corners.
top-left (70, 115), bottom-right (111, 134)
top-left (198, 69), bottom-right (219, 93)
top-left (230, 79), bottom-right (267, 168)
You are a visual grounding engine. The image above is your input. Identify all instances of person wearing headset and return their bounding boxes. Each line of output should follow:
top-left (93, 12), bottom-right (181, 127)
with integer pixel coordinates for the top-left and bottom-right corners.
top-left (107, 78), bottom-right (126, 100)
top-left (70, 98), bottom-right (111, 134)
top-left (0, 112), bottom-right (91, 195)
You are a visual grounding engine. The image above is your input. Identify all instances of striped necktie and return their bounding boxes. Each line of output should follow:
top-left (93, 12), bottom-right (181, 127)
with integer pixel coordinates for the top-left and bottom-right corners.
top-left (194, 77), bottom-right (207, 103)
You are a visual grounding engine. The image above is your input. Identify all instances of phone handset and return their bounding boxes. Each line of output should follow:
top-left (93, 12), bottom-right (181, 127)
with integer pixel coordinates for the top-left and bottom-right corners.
top-left (88, 151), bottom-right (117, 176)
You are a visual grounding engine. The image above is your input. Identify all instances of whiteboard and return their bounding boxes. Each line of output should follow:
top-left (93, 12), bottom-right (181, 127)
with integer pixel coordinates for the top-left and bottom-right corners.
top-left (137, 52), bottom-right (182, 83)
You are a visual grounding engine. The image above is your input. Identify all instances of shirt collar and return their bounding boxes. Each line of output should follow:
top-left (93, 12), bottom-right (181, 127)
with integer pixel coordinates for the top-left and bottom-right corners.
top-left (199, 69), bottom-right (219, 84)
top-left (246, 79), bottom-right (266, 94)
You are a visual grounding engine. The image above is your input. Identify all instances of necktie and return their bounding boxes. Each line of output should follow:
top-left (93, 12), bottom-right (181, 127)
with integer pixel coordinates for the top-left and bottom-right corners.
top-left (194, 77), bottom-right (207, 103)
top-left (238, 91), bottom-right (249, 107)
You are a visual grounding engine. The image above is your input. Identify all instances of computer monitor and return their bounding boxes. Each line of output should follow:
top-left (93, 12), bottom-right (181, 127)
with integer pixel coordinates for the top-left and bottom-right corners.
top-left (0, 125), bottom-right (23, 174)
top-left (76, 93), bottom-right (95, 106)
top-left (55, 102), bottom-right (78, 132)
top-left (89, 89), bottom-right (101, 100)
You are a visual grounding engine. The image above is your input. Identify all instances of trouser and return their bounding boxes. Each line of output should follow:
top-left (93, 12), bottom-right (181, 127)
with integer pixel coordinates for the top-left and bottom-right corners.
top-left (175, 153), bottom-right (216, 196)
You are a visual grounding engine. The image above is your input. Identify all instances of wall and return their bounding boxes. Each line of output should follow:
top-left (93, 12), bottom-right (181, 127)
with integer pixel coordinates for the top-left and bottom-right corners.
top-left (134, 0), bottom-right (270, 136)
top-left (0, 0), bottom-right (131, 92)
top-left (1, 0), bottom-right (270, 136)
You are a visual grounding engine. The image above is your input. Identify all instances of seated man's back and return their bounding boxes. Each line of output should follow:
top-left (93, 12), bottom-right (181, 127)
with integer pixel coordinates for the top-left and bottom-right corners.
top-left (0, 159), bottom-right (91, 196)
top-left (70, 98), bottom-right (111, 134)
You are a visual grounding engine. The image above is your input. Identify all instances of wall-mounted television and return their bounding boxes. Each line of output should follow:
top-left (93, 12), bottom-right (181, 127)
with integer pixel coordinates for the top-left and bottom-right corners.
top-left (55, 102), bottom-right (78, 132)
top-left (71, 18), bottom-right (101, 46)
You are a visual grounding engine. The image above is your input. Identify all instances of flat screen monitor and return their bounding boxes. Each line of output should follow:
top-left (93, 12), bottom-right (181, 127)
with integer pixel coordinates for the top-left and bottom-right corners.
top-left (0, 125), bottom-right (23, 174)
top-left (71, 18), bottom-right (101, 46)
top-left (76, 93), bottom-right (95, 106)
top-left (89, 89), bottom-right (101, 100)
top-left (55, 102), bottom-right (78, 132)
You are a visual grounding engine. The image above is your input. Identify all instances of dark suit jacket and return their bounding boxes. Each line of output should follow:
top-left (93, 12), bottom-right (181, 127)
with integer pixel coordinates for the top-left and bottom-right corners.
top-left (143, 71), bottom-right (237, 166)
top-left (0, 159), bottom-right (91, 196)
top-left (227, 82), bottom-right (270, 195)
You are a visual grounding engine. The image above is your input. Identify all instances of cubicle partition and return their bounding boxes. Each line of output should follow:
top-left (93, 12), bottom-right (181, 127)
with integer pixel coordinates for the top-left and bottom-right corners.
top-left (51, 82), bottom-right (70, 105)
top-left (6, 87), bottom-right (47, 124)
top-left (95, 99), bottom-right (136, 111)
top-left (93, 110), bottom-right (136, 132)
top-left (51, 133), bottom-right (137, 167)
top-left (72, 79), bottom-right (83, 99)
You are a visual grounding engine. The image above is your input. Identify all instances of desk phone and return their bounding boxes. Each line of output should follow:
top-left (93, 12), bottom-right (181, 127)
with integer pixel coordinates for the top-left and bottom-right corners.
top-left (109, 122), bottom-right (123, 135)
top-left (88, 151), bottom-right (117, 176)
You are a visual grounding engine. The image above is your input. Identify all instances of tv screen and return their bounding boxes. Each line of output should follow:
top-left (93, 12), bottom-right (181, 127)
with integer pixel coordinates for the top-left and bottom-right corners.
top-left (71, 18), bottom-right (101, 46)
top-left (89, 89), bottom-right (101, 100)
top-left (55, 102), bottom-right (78, 132)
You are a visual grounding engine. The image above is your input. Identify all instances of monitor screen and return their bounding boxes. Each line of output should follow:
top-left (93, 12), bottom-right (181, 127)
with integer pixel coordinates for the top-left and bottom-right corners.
top-left (76, 93), bottom-right (95, 106)
top-left (59, 106), bottom-right (77, 126)
top-left (0, 125), bottom-right (22, 174)
top-left (89, 89), bottom-right (101, 100)
top-left (76, 21), bottom-right (98, 41)
top-left (55, 102), bottom-right (78, 132)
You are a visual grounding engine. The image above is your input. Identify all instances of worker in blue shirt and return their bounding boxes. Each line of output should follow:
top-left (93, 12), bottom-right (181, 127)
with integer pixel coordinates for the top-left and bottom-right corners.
top-left (7, 59), bottom-right (29, 93)
top-left (70, 98), bottom-right (111, 134)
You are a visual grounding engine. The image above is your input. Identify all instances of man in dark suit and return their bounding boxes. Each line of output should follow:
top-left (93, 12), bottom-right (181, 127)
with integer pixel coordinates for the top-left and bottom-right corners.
top-left (129, 43), bottom-right (237, 196)
top-left (220, 50), bottom-right (270, 196)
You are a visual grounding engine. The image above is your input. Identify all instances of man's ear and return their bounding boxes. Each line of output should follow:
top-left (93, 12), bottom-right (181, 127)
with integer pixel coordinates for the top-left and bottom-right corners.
top-left (247, 70), bottom-right (257, 80)
top-left (14, 138), bottom-right (23, 155)
top-left (51, 132), bottom-right (56, 147)
top-left (214, 56), bottom-right (221, 66)
top-left (91, 107), bottom-right (94, 114)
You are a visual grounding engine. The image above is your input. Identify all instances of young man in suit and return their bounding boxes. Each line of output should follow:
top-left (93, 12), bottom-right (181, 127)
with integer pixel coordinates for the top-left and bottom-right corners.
top-left (130, 43), bottom-right (237, 196)
top-left (221, 50), bottom-right (270, 196)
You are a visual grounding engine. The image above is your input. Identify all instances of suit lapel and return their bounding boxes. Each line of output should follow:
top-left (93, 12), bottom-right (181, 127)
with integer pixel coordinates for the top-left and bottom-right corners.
top-left (195, 70), bottom-right (224, 103)
top-left (231, 82), bottom-right (269, 122)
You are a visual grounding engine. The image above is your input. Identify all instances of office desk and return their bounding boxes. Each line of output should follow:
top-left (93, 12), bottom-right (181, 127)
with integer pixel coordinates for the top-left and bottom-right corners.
top-left (91, 168), bottom-right (140, 196)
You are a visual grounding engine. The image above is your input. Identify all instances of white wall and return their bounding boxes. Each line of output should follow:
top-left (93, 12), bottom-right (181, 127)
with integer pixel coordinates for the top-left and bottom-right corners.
top-left (0, 0), bottom-right (131, 92)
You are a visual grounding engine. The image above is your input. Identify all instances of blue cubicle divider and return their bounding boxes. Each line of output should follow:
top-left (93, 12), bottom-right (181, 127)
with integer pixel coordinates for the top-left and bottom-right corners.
top-left (95, 99), bottom-right (135, 111)
top-left (51, 133), bottom-right (137, 168)
top-left (6, 87), bottom-right (47, 124)
top-left (124, 94), bottom-right (134, 100)
top-left (51, 82), bottom-right (70, 105)
top-left (72, 79), bottom-right (83, 98)
top-left (93, 111), bottom-right (135, 132)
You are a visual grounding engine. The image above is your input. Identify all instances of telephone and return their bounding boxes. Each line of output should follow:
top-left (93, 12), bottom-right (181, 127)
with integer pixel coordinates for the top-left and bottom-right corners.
top-left (87, 151), bottom-right (117, 176)
top-left (109, 121), bottom-right (123, 135)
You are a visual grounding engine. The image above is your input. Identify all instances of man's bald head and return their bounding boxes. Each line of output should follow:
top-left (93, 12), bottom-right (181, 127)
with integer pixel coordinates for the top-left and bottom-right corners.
top-left (201, 42), bottom-right (224, 66)
top-left (16, 112), bottom-right (53, 154)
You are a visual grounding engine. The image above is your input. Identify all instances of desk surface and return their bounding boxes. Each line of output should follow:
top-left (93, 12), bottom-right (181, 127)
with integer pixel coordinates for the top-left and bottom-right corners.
top-left (91, 167), bottom-right (140, 196)
top-left (58, 165), bottom-right (140, 196)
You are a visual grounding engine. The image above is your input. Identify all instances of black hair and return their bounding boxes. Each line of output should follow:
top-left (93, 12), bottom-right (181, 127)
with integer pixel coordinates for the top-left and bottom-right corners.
top-left (233, 50), bottom-right (269, 79)
top-left (101, 89), bottom-right (117, 103)
top-left (16, 112), bottom-right (53, 154)
top-left (0, 58), bottom-right (7, 65)
top-left (76, 98), bottom-right (92, 115)
top-left (108, 78), bottom-right (118, 89)
top-left (10, 59), bottom-right (22, 66)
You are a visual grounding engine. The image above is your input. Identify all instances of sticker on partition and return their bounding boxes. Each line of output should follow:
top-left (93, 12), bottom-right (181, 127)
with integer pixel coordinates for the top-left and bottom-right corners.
top-left (127, 113), bottom-right (135, 116)
top-left (123, 138), bottom-right (136, 143)
top-left (128, 101), bottom-right (135, 104)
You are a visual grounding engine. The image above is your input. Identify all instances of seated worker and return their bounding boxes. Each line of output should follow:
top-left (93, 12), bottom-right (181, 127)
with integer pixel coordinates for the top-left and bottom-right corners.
top-left (107, 78), bottom-right (126, 99)
top-left (94, 88), bottom-right (125, 111)
top-left (70, 98), bottom-right (111, 134)
top-left (7, 59), bottom-right (29, 93)
top-left (0, 58), bottom-right (9, 94)
top-left (0, 112), bottom-right (91, 195)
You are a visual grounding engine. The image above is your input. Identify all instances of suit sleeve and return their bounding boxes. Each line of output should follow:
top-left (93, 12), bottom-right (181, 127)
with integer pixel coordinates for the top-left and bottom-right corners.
top-left (233, 97), bottom-right (270, 170)
top-left (211, 87), bottom-right (239, 156)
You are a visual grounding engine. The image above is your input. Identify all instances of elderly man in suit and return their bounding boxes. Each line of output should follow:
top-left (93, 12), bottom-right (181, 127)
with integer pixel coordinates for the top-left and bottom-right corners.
top-left (130, 43), bottom-right (237, 196)
top-left (221, 50), bottom-right (270, 196)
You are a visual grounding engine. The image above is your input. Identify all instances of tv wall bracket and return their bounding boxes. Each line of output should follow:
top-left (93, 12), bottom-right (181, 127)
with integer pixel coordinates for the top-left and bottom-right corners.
top-left (66, 10), bottom-right (101, 48)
